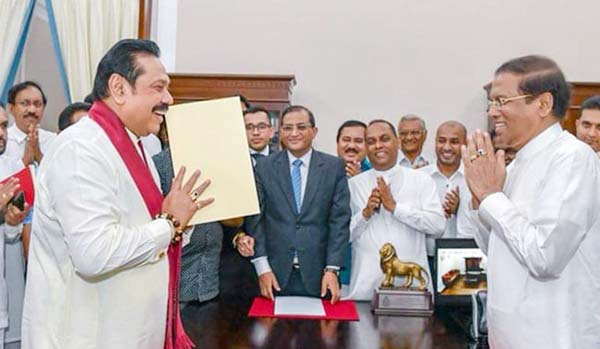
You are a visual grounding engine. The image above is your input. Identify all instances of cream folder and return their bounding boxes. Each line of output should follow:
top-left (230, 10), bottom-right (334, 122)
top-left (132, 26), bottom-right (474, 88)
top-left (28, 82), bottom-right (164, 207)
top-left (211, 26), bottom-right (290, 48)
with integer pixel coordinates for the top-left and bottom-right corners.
top-left (166, 96), bottom-right (260, 225)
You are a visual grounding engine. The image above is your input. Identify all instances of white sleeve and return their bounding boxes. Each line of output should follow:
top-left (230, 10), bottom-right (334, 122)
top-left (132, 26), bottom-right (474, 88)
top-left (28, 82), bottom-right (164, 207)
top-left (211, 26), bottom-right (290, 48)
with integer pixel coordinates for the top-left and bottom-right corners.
top-left (391, 175), bottom-right (446, 237)
top-left (478, 149), bottom-right (600, 278)
top-left (48, 140), bottom-right (172, 278)
top-left (349, 180), bottom-right (370, 242)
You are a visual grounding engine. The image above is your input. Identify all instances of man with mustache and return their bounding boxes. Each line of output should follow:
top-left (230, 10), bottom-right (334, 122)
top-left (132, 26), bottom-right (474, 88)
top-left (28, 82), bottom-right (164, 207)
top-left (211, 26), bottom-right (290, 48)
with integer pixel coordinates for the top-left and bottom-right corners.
top-left (419, 121), bottom-right (476, 271)
top-left (5, 81), bottom-right (56, 166)
top-left (22, 39), bottom-right (213, 349)
top-left (336, 120), bottom-right (371, 177)
top-left (345, 120), bottom-right (445, 300)
top-left (397, 114), bottom-right (433, 169)
top-left (0, 103), bottom-right (29, 348)
top-left (575, 95), bottom-right (600, 157)
top-left (463, 55), bottom-right (600, 348)
top-left (335, 120), bottom-right (371, 286)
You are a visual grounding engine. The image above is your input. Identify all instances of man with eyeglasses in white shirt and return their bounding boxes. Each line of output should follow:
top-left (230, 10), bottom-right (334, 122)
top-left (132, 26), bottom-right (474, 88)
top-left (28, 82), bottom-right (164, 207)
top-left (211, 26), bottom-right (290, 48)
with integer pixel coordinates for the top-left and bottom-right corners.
top-left (463, 55), bottom-right (600, 349)
top-left (5, 81), bottom-right (56, 166)
top-left (397, 114), bottom-right (434, 169)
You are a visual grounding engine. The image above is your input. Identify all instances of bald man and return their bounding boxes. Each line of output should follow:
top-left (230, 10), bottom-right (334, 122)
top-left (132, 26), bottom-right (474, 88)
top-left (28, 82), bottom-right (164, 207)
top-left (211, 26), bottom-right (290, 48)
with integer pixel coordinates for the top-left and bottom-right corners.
top-left (420, 121), bottom-right (476, 260)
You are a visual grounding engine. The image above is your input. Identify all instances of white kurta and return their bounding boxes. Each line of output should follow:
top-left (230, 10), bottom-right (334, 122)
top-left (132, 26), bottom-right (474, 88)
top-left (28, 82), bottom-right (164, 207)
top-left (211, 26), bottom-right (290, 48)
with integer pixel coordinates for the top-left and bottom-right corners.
top-left (345, 165), bottom-right (445, 300)
top-left (3, 125), bottom-right (55, 345)
top-left (0, 156), bottom-right (25, 348)
top-left (419, 164), bottom-right (476, 255)
top-left (468, 123), bottom-right (600, 349)
top-left (22, 117), bottom-right (172, 349)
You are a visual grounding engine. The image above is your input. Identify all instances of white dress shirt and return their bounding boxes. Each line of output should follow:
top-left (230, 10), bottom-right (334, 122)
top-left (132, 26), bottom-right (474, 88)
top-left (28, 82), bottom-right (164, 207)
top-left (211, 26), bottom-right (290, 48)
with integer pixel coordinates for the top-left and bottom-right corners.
top-left (140, 133), bottom-right (162, 158)
top-left (0, 156), bottom-right (24, 342)
top-left (419, 163), bottom-right (476, 255)
top-left (250, 145), bottom-right (270, 166)
top-left (4, 124), bottom-right (56, 165)
top-left (345, 164), bottom-right (445, 300)
top-left (398, 151), bottom-right (434, 169)
top-left (22, 118), bottom-right (173, 349)
top-left (467, 123), bottom-right (600, 349)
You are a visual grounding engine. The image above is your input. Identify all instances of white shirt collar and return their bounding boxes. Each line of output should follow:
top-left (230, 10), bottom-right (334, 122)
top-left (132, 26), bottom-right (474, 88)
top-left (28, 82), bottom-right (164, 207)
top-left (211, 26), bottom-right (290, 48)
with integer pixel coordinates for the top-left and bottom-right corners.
top-left (287, 148), bottom-right (312, 167)
top-left (515, 122), bottom-right (563, 162)
top-left (372, 163), bottom-right (401, 178)
top-left (430, 162), bottom-right (464, 179)
top-left (8, 124), bottom-right (28, 144)
top-left (250, 145), bottom-right (270, 156)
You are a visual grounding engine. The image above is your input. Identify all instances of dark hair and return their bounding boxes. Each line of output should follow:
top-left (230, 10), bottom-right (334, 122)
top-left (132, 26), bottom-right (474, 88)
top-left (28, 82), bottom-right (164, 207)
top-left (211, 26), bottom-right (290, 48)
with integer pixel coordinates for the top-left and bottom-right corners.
top-left (243, 106), bottom-right (271, 124)
top-left (7, 81), bottom-right (47, 105)
top-left (580, 95), bottom-right (600, 117)
top-left (336, 120), bottom-right (367, 142)
top-left (280, 105), bottom-right (315, 127)
top-left (91, 39), bottom-right (161, 101)
top-left (495, 55), bottom-right (571, 118)
top-left (83, 93), bottom-right (94, 104)
top-left (368, 119), bottom-right (397, 136)
top-left (58, 102), bottom-right (91, 131)
top-left (237, 94), bottom-right (251, 109)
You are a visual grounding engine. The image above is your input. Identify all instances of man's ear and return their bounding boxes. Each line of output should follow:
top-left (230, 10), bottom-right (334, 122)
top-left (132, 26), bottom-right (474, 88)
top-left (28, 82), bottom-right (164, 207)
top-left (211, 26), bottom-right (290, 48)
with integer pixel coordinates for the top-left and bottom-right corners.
top-left (107, 73), bottom-right (127, 105)
top-left (538, 92), bottom-right (554, 118)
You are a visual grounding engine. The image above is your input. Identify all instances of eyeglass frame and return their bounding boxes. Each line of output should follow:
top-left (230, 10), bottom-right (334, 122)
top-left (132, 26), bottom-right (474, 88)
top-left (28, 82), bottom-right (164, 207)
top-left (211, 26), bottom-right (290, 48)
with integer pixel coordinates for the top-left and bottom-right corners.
top-left (487, 94), bottom-right (532, 110)
top-left (245, 123), bottom-right (272, 132)
top-left (14, 100), bottom-right (45, 109)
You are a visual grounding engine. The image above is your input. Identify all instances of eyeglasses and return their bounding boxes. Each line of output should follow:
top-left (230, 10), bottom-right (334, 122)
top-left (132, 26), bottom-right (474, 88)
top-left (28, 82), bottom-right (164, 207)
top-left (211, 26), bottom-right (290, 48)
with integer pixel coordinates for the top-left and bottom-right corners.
top-left (398, 130), bottom-right (423, 138)
top-left (245, 123), bottom-right (271, 132)
top-left (15, 100), bottom-right (44, 109)
top-left (487, 94), bottom-right (532, 110)
top-left (281, 123), bottom-right (312, 133)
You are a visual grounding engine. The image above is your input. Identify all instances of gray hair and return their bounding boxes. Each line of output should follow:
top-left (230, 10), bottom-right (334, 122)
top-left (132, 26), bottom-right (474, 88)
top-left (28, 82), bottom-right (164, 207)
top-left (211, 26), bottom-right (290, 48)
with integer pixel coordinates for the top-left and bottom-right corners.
top-left (399, 114), bottom-right (426, 130)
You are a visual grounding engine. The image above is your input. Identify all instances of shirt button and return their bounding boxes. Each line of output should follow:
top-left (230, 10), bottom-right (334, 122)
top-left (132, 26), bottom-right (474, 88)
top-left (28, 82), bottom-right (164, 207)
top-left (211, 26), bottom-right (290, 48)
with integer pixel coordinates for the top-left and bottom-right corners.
top-left (296, 224), bottom-right (300, 229)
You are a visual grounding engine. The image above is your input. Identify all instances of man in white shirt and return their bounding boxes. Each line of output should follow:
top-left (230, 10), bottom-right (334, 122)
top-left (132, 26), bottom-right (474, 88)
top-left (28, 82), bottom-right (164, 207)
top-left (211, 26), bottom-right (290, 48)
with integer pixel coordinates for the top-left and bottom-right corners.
top-left (0, 103), bottom-right (29, 349)
top-left (575, 95), bottom-right (600, 157)
top-left (5, 81), bottom-right (56, 166)
top-left (397, 114), bottom-right (433, 169)
top-left (463, 55), bottom-right (600, 349)
top-left (22, 39), bottom-right (213, 349)
top-left (346, 119), bottom-right (445, 301)
top-left (420, 121), bottom-right (476, 266)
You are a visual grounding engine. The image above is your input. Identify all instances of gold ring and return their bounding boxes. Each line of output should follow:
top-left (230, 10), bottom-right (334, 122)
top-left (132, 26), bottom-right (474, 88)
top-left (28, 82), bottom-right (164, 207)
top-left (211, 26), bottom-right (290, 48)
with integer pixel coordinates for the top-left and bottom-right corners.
top-left (469, 154), bottom-right (478, 162)
top-left (190, 191), bottom-right (199, 202)
top-left (477, 149), bottom-right (487, 156)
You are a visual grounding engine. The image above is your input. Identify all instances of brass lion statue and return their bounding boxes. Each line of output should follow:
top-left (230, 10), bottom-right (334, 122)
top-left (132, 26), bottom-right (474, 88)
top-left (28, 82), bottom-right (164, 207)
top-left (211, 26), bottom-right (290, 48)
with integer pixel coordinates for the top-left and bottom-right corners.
top-left (379, 243), bottom-right (429, 291)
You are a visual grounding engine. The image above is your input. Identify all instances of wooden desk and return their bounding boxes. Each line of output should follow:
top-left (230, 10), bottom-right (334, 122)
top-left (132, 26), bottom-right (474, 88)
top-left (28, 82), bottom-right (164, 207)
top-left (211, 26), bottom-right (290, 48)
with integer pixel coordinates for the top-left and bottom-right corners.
top-left (181, 298), bottom-right (473, 349)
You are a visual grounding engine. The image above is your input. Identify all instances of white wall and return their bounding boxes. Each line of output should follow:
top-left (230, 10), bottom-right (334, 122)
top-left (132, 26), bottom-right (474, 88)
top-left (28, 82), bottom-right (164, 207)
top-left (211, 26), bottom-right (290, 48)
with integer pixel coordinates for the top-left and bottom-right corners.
top-left (16, 2), bottom-right (68, 133)
top-left (174, 0), bottom-right (600, 155)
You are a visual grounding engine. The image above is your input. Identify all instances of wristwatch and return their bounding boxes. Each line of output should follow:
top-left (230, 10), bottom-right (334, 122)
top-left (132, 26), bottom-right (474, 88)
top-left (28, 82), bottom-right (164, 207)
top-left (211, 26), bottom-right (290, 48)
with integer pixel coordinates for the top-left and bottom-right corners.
top-left (323, 267), bottom-right (339, 276)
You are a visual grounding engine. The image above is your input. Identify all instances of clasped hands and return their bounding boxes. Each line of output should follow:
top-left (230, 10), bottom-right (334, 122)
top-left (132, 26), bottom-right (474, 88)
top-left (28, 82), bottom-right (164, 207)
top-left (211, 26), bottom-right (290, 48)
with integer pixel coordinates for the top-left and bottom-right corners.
top-left (461, 130), bottom-right (506, 209)
top-left (362, 176), bottom-right (396, 219)
top-left (22, 124), bottom-right (43, 165)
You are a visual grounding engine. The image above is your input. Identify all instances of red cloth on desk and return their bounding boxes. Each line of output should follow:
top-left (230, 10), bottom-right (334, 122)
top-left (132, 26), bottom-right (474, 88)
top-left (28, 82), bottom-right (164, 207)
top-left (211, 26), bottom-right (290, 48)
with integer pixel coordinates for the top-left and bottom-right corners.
top-left (248, 297), bottom-right (359, 321)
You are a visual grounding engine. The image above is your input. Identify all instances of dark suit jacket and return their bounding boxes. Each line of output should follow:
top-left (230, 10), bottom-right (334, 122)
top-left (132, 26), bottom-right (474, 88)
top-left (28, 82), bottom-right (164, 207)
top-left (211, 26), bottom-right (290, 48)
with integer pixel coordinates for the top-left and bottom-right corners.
top-left (251, 150), bottom-right (351, 296)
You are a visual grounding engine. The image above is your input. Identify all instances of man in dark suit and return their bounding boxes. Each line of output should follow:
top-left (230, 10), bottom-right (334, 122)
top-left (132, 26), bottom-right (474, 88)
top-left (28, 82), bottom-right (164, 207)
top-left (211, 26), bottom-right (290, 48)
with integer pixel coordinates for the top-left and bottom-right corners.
top-left (244, 106), bottom-right (275, 166)
top-left (240, 105), bottom-right (350, 303)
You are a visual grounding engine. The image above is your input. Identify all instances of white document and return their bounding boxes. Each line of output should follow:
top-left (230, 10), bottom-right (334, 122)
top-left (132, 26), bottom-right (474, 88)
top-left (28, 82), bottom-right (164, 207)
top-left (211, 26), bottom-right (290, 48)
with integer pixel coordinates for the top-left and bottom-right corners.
top-left (274, 296), bottom-right (326, 316)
